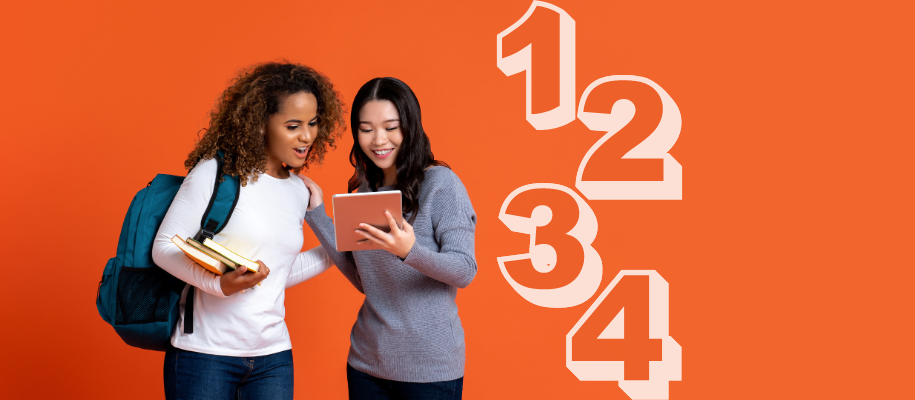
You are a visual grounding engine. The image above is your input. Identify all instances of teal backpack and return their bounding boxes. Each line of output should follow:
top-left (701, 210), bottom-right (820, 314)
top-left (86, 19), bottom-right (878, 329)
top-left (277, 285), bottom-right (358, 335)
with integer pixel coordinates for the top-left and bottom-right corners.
top-left (96, 153), bottom-right (240, 351)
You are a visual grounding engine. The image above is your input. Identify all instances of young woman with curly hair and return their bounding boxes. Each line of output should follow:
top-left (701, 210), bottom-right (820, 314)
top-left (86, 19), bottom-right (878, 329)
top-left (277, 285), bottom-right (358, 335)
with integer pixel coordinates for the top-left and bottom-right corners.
top-left (301, 77), bottom-right (477, 400)
top-left (151, 61), bottom-right (346, 400)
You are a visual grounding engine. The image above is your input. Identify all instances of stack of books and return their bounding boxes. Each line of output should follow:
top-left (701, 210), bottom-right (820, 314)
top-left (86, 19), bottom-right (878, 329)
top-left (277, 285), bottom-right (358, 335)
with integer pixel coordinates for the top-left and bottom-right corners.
top-left (170, 235), bottom-right (259, 276)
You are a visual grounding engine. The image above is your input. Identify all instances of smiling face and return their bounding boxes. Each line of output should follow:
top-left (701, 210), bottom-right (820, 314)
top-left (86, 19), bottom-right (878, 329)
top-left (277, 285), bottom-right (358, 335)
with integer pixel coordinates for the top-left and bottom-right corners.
top-left (357, 100), bottom-right (402, 185)
top-left (264, 91), bottom-right (319, 178)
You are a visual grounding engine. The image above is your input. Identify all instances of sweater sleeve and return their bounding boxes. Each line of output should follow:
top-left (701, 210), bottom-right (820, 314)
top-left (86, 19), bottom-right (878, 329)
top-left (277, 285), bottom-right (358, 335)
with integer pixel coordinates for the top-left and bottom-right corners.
top-left (402, 172), bottom-right (477, 288)
top-left (304, 203), bottom-right (364, 293)
top-left (151, 158), bottom-right (226, 297)
top-left (286, 245), bottom-right (334, 288)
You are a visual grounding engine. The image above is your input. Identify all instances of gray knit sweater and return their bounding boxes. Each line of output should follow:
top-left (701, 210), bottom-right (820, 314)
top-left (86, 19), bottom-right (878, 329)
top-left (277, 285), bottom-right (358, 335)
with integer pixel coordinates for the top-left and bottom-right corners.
top-left (304, 166), bottom-right (477, 383)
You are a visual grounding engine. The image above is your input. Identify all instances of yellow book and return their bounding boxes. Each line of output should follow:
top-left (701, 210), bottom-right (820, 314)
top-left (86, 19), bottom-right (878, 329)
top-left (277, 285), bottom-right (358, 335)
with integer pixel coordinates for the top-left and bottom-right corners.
top-left (170, 235), bottom-right (229, 275)
top-left (186, 238), bottom-right (240, 271)
top-left (202, 238), bottom-right (259, 273)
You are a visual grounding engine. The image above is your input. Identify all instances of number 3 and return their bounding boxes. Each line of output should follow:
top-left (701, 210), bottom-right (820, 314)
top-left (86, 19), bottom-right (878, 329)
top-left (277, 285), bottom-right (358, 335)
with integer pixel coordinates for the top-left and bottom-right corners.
top-left (497, 183), bottom-right (602, 308)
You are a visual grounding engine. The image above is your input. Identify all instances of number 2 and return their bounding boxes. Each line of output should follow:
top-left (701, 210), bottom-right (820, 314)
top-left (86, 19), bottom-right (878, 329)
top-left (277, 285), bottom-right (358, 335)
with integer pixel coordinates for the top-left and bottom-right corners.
top-left (576, 76), bottom-right (683, 200)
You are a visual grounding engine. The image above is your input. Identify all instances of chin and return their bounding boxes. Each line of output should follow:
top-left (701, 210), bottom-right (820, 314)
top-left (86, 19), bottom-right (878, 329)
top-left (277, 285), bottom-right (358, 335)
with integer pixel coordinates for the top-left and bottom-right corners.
top-left (373, 161), bottom-right (393, 169)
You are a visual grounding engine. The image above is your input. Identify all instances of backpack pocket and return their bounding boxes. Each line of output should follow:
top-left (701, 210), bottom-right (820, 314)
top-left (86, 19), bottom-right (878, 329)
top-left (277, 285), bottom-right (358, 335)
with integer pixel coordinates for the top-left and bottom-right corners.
top-left (115, 266), bottom-right (173, 325)
top-left (96, 257), bottom-right (118, 323)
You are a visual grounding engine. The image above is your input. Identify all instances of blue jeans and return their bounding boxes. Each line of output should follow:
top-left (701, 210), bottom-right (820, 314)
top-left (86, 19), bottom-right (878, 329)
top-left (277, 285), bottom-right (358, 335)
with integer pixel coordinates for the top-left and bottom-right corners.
top-left (346, 363), bottom-right (463, 400)
top-left (164, 346), bottom-right (294, 400)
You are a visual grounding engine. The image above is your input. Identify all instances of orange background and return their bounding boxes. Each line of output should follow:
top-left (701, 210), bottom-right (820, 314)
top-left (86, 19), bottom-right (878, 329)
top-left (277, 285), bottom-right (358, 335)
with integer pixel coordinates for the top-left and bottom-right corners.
top-left (0, 0), bottom-right (911, 399)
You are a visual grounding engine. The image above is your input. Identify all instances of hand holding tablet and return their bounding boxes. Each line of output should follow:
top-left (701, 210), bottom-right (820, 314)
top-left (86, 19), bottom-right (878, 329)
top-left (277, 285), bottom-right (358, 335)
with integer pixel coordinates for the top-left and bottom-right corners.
top-left (332, 191), bottom-right (408, 253)
top-left (355, 210), bottom-right (416, 259)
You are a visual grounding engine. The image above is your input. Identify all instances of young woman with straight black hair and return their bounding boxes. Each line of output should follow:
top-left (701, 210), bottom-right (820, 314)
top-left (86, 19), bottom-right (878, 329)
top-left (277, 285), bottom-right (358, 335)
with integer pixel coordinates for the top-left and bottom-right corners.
top-left (301, 77), bottom-right (477, 400)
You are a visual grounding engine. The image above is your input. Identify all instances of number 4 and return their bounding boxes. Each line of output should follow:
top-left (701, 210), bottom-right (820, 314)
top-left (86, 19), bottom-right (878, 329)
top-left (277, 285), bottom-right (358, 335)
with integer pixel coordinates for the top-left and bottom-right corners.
top-left (567, 271), bottom-right (682, 399)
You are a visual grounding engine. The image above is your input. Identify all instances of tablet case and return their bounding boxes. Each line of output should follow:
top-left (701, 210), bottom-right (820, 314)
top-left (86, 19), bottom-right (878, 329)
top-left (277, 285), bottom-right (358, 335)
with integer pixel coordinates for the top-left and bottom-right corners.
top-left (332, 191), bottom-right (403, 251)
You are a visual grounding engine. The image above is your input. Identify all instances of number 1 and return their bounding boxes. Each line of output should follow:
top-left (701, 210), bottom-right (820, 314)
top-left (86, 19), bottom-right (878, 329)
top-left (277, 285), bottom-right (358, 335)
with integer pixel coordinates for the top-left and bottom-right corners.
top-left (497, 1), bottom-right (576, 130)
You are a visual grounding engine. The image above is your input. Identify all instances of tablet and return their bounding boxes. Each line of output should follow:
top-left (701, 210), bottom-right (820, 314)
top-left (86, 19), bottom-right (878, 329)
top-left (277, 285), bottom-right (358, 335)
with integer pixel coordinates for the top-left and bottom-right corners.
top-left (332, 190), bottom-right (403, 252)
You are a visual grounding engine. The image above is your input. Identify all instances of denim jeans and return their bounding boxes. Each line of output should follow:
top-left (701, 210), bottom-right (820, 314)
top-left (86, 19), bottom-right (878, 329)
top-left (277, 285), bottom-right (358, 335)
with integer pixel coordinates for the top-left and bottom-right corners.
top-left (346, 363), bottom-right (463, 400)
top-left (164, 346), bottom-right (294, 400)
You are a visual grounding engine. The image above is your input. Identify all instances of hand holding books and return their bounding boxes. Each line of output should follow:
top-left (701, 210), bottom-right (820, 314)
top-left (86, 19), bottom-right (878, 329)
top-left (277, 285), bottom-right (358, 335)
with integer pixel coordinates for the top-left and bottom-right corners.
top-left (171, 235), bottom-right (270, 295)
top-left (220, 260), bottom-right (270, 296)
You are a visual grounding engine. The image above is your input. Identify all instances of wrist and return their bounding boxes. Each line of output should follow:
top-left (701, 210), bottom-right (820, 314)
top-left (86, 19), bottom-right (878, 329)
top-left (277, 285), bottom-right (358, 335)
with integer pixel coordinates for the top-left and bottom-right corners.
top-left (219, 274), bottom-right (237, 296)
top-left (398, 243), bottom-right (414, 260)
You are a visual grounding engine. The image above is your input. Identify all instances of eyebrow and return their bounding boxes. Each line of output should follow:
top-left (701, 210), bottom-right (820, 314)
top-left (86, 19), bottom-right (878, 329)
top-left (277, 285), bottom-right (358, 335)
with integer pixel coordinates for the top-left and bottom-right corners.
top-left (285, 117), bottom-right (317, 123)
top-left (359, 119), bottom-right (400, 124)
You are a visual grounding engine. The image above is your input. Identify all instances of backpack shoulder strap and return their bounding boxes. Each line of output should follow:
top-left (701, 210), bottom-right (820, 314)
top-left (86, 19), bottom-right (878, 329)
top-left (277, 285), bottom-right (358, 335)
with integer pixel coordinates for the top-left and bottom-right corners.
top-left (196, 151), bottom-right (241, 241)
top-left (185, 151), bottom-right (240, 334)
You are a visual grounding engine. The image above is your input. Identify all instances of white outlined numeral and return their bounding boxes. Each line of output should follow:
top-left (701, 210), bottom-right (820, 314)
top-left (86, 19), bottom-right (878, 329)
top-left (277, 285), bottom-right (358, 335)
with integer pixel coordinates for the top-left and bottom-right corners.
top-left (567, 271), bottom-right (682, 399)
top-left (497, 183), bottom-right (602, 308)
top-left (576, 76), bottom-right (683, 200)
top-left (496, 2), bottom-right (683, 397)
top-left (497, 1), bottom-right (576, 130)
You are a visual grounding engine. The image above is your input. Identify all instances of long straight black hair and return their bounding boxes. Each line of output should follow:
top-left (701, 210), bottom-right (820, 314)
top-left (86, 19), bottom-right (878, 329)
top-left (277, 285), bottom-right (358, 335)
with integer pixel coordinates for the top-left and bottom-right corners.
top-left (348, 77), bottom-right (448, 223)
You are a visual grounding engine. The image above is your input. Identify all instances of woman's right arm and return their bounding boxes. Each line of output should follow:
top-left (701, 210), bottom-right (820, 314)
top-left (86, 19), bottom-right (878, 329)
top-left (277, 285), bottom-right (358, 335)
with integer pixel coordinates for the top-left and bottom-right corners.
top-left (151, 159), bottom-right (227, 297)
top-left (300, 177), bottom-right (364, 293)
top-left (304, 203), bottom-right (363, 293)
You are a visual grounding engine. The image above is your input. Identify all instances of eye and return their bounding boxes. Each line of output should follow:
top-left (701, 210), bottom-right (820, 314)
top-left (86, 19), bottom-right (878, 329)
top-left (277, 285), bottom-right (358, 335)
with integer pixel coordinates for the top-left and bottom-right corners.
top-left (286, 125), bottom-right (299, 131)
top-left (359, 128), bottom-right (372, 133)
top-left (385, 126), bottom-right (399, 131)
top-left (308, 119), bottom-right (318, 127)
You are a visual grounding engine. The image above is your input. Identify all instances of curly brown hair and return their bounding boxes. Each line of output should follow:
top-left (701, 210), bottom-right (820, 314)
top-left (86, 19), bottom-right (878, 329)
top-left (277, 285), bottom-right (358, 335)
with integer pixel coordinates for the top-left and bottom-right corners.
top-left (185, 62), bottom-right (346, 185)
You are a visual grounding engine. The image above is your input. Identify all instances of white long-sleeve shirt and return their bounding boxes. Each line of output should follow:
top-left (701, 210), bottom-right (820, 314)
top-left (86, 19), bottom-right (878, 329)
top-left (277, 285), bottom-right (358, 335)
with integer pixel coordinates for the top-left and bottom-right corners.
top-left (151, 157), bottom-right (332, 357)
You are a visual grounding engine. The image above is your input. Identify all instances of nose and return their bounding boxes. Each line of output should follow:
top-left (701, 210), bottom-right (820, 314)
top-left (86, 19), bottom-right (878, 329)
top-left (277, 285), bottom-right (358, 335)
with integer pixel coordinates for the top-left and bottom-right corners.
top-left (298, 124), bottom-right (314, 144)
top-left (373, 130), bottom-right (388, 146)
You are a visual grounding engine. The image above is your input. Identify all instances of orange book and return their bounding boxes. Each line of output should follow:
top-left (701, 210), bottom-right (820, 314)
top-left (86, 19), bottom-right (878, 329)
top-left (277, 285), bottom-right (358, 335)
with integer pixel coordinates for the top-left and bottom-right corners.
top-left (170, 235), bottom-right (229, 275)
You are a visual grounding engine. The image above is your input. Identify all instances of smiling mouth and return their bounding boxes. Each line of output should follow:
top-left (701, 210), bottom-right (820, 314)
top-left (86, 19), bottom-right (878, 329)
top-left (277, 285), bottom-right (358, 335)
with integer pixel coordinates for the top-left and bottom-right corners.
top-left (373, 149), bottom-right (394, 156)
top-left (294, 146), bottom-right (310, 155)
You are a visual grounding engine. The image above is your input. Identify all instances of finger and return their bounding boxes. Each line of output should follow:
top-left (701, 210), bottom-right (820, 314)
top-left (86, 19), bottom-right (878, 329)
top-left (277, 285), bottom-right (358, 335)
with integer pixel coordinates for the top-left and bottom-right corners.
top-left (298, 176), bottom-right (314, 188)
top-left (402, 220), bottom-right (413, 234)
top-left (255, 262), bottom-right (269, 286)
top-left (384, 211), bottom-right (400, 232)
top-left (300, 176), bottom-right (320, 191)
top-left (355, 229), bottom-right (388, 247)
top-left (358, 223), bottom-right (391, 240)
top-left (233, 265), bottom-right (247, 278)
top-left (361, 227), bottom-right (394, 246)
top-left (238, 273), bottom-right (265, 287)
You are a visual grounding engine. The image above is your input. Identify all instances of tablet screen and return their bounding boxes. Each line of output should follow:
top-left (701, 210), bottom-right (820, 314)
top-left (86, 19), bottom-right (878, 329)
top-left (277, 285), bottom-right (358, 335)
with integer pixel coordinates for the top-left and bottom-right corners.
top-left (332, 190), bottom-right (403, 252)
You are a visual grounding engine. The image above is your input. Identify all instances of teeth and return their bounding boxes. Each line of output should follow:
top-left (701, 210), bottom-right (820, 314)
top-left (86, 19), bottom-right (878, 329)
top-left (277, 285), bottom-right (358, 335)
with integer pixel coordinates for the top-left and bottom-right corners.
top-left (374, 149), bottom-right (393, 155)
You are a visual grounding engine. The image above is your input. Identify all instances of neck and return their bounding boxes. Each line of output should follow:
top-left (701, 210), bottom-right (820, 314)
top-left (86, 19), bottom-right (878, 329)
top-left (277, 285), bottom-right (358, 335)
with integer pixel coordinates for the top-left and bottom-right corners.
top-left (382, 166), bottom-right (397, 186)
top-left (265, 154), bottom-right (289, 179)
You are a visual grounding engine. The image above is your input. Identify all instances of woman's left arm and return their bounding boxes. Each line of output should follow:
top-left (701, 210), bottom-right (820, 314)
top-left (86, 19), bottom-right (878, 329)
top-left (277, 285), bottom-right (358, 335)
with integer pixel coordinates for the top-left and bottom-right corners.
top-left (402, 182), bottom-right (477, 288)
top-left (358, 177), bottom-right (478, 288)
top-left (286, 245), bottom-right (334, 289)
